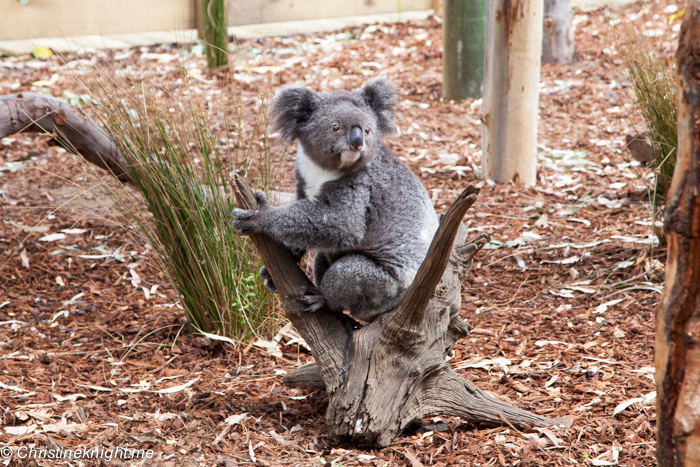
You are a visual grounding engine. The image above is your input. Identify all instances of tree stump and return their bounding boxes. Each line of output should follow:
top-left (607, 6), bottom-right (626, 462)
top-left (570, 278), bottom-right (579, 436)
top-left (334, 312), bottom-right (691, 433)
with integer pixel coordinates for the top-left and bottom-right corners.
top-left (233, 176), bottom-right (556, 447)
top-left (656, 5), bottom-right (700, 465)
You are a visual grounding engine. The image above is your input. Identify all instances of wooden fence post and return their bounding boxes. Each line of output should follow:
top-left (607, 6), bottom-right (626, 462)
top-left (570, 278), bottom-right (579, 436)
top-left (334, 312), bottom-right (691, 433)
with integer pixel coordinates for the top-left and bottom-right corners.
top-left (542, 0), bottom-right (574, 64)
top-left (481, 0), bottom-right (543, 185)
top-left (656, 2), bottom-right (700, 465)
top-left (442, 0), bottom-right (488, 99)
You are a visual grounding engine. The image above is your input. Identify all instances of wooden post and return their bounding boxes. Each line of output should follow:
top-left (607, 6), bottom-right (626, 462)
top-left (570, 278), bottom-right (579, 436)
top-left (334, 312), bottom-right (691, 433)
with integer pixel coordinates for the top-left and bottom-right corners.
top-left (656, 3), bottom-right (700, 465)
top-left (481, 0), bottom-right (543, 185)
top-left (198, 0), bottom-right (228, 69)
top-left (442, 0), bottom-right (488, 99)
top-left (542, 0), bottom-right (574, 64)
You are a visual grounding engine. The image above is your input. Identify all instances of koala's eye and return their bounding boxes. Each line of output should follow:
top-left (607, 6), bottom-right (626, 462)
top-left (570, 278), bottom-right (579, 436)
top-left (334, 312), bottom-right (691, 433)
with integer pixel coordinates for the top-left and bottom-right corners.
top-left (364, 128), bottom-right (371, 135)
top-left (331, 124), bottom-right (340, 133)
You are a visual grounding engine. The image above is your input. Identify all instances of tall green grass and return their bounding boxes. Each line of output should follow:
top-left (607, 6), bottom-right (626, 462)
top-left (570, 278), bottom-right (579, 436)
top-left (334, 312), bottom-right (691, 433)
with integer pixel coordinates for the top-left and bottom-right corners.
top-left (621, 33), bottom-right (677, 207)
top-left (89, 73), bottom-right (276, 342)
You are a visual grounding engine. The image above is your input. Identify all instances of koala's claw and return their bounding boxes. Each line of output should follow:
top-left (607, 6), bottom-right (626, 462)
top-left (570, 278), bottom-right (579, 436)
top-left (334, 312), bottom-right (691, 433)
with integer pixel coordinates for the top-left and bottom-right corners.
top-left (259, 266), bottom-right (277, 294)
top-left (298, 286), bottom-right (326, 312)
top-left (254, 191), bottom-right (270, 210)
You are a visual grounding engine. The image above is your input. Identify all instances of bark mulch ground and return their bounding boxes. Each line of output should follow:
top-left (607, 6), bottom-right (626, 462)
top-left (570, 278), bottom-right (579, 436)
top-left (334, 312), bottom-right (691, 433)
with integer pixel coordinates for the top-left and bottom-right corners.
top-left (0, 1), bottom-right (676, 465)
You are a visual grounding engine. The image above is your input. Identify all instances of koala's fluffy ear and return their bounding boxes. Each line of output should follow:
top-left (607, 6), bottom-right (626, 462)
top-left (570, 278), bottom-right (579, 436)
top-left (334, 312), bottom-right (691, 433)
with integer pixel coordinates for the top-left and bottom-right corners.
top-left (360, 76), bottom-right (397, 135)
top-left (270, 86), bottom-right (320, 143)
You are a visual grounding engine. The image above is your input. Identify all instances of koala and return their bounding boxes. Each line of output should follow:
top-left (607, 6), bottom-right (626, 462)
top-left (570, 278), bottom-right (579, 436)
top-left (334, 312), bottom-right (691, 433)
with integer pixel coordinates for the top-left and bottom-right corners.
top-left (232, 77), bottom-right (438, 323)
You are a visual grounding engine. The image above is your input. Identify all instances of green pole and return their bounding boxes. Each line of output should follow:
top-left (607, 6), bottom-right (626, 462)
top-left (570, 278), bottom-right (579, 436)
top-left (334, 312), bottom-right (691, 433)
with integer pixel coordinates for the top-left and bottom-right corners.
top-left (201, 0), bottom-right (228, 69)
top-left (442, 0), bottom-right (488, 99)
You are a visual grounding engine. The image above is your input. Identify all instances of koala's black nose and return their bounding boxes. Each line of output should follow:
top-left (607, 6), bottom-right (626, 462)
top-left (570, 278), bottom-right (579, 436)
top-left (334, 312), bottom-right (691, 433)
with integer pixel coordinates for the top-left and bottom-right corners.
top-left (349, 126), bottom-right (364, 150)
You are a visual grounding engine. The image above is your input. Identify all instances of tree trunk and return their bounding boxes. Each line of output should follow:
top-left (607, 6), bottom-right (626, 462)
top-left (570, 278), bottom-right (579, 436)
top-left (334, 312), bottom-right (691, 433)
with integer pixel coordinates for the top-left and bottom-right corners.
top-left (234, 176), bottom-right (557, 447)
top-left (656, 5), bottom-right (700, 465)
top-left (442, 0), bottom-right (488, 99)
top-left (0, 92), bottom-right (132, 183)
top-left (481, 0), bottom-right (543, 185)
top-left (542, 0), bottom-right (574, 64)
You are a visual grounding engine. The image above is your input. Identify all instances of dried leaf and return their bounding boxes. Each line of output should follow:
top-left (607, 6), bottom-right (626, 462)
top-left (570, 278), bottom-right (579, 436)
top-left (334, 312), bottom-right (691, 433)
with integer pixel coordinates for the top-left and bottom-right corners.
top-left (248, 440), bottom-right (257, 463)
top-left (4, 424), bottom-right (38, 435)
top-left (153, 379), bottom-right (197, 394)
top-left (225, 413), bottom-right (248, 426)
top-left (594, 299), bottom-right (625, 314)
top-left (403, 450), bottom-right (425, 467)
top-left (39, 233), bottom-right (66, 242)
top-left (20, 249), bottom-right (29, 269)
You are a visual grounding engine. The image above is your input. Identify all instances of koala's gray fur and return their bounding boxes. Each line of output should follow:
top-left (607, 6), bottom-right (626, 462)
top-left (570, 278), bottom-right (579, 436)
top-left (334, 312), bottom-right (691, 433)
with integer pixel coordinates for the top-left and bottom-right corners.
top-left (232, 77), bottom-right (438, 322)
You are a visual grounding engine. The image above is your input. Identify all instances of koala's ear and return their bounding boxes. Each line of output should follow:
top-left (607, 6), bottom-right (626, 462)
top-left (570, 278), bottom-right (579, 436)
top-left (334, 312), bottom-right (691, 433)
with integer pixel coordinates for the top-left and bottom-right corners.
top-left (360, 76), bottom-right (397, 135)
top-left (270, 85), bottom-right (320, 143)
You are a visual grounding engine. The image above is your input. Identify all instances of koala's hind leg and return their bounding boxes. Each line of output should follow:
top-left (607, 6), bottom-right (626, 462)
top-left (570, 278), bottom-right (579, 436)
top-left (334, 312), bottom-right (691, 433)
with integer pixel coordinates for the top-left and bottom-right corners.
top-left (319, 253), bottom-right (404, 322)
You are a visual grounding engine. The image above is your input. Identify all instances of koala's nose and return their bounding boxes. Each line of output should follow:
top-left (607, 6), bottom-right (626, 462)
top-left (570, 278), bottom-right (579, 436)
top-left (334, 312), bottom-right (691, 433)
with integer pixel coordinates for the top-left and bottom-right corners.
top-left (348, 126), bottom-right (363, 150)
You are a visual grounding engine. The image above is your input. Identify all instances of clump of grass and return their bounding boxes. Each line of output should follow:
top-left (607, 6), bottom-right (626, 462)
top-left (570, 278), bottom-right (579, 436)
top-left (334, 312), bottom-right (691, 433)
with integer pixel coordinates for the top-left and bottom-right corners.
top-left (88, 72), bottom-right (276, 342)
top-left (621, 33), bottom-right (677, 208)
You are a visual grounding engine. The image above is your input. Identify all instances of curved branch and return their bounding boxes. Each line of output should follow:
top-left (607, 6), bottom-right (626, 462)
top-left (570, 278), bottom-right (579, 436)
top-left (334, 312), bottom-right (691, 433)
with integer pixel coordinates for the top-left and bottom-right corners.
top-left (0, 92), bottom-right (132, 183)
top-left (382, 185), bottom-right (479, 345)
top-left (415, 368), bottom-right (557, 430)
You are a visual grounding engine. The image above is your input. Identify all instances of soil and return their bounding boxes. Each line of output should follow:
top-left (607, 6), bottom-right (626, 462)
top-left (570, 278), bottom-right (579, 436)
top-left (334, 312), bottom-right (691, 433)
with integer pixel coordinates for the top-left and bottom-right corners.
top-left (0, 0), bottom-right (676, 465)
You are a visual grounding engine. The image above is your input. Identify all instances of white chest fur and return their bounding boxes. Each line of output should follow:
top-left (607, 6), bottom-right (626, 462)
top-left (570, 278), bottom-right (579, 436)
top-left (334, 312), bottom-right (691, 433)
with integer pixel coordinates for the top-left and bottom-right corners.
top-left (296, 145), bottom-right (342, 201)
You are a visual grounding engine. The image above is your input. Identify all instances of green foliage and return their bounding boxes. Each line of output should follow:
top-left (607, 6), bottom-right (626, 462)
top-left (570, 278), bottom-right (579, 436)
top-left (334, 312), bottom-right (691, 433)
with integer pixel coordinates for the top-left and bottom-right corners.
top-left (201, 0), bottom-right (228, 69)
top-left (90, 74), bottom-right (276, 342)
top-left (622, 35), bottom-right (677, 207)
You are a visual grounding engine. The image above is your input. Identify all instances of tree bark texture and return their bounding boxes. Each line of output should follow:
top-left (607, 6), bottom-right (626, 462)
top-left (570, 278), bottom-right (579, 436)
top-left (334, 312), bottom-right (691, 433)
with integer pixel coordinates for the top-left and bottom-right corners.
top-left (656, 4), bottom-right (700, 465)
top-left (542, 0), bottom-right (574, 64)
top-left (481, 0), bottom-right (543, 185)
top-left (442, 0), bottom-right (488, 99)
top-left (0, 92), bottom-right (132, 183)
top-left (234, 176), bottom-right (556, 447)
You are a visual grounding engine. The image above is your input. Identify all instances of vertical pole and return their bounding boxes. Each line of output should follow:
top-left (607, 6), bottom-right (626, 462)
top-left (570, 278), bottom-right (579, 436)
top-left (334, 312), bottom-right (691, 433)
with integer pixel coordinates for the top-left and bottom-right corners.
top-left (481, 0), bottom-right (543, 185)
top-left (442, 0), bottom-right (488, 99)
top-left (656, 2), bottom-right (700, 465)
top-left (199, 0), bottom-right (228, 69)
top-left (542, 0), bottom-right (574, 64)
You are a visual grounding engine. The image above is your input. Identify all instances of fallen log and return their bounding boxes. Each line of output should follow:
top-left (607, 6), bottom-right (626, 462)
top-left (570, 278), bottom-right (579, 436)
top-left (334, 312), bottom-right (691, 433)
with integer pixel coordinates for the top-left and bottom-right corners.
top-left (0, 92), bottom-right (132, 183)
top-left (234, 175), bottom-right (557, 448)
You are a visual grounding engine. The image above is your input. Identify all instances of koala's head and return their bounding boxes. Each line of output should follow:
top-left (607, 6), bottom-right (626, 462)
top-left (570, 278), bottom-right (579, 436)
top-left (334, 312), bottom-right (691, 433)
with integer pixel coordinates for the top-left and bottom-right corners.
top-left (270, 76), bottom-right (397, 173)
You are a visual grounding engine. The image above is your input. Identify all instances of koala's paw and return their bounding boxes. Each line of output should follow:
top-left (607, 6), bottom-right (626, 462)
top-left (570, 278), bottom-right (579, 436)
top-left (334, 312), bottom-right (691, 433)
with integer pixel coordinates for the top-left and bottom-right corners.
top-left (259, 265), bottom-right (277, 294)
top-left (232, 192), bottom-right (271, 236)
top-left (231, 208), bottom-right (260, 236)
top-left (297, 286), bottom-right (326, 312)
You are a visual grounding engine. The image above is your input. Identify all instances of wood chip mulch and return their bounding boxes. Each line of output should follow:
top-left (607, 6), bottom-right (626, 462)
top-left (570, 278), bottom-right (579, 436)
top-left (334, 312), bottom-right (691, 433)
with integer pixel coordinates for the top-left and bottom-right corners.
top-left (0, 1), bottom-right (675, 465)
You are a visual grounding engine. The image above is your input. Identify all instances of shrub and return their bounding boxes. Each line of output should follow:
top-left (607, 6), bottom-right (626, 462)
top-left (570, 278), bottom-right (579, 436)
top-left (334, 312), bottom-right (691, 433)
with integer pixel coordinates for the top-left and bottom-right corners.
top-left (621, 32), bottom-right (677, 208)
top-left (89, 72), bottom-right (277, 342)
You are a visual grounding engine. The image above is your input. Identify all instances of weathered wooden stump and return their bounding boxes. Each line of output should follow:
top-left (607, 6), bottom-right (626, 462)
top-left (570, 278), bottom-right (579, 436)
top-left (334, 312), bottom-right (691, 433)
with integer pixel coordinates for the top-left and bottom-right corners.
top-left (233, 175), bottom-right (556, 447)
